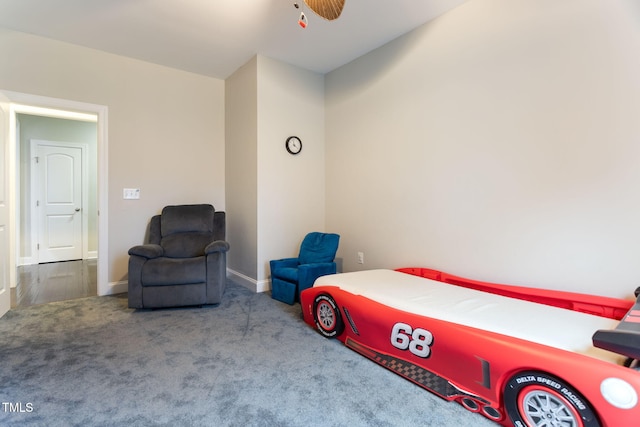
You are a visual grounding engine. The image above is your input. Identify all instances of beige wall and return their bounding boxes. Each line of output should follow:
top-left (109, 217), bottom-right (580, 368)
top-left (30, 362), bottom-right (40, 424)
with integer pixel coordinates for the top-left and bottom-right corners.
top-left (225, 57), bottom-right (259, 282)
top-left (3, 0), bottom-right (639, 299)
top-left (226, 55), bottom-right (325, 290)
top-left (256, 56), bottom-right (326, 283)
top-left (325, 0), bottom-right (640, 298)
top-left (0, 29), bottom-right (225, 288)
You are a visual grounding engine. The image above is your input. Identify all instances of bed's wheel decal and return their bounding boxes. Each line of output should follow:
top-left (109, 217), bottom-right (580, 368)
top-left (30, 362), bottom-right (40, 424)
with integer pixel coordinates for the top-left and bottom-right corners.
top-left (504, 371), bottom-right (600, 427)
top-left (313, 294), bottom-right (344, 338)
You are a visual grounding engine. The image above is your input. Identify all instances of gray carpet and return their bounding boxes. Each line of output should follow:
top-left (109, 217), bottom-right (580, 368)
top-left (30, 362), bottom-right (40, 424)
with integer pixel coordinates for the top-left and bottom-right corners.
top-left (0, 280), bottom-right (495, 427)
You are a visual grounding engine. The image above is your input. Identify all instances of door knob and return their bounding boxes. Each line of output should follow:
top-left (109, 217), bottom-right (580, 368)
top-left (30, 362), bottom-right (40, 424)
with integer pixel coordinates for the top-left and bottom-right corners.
top-left (75, 208), bottom-right (81, 212)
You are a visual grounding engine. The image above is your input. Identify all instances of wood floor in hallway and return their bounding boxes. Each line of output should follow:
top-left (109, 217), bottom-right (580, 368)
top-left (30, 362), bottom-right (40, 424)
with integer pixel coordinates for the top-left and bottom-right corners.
top-left (11, 259), bottom-right (98, 309)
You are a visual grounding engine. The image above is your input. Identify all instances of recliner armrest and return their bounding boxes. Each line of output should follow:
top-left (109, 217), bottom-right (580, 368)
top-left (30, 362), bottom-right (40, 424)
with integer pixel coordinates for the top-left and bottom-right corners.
top-left (298, 262), bottom-right (337, 287)
top-left (128, 244), bottom-right (164, 259)
top-left (205, 240), bottom-right (230, 254)
top-left (270, 258), bottom-right (299, 270)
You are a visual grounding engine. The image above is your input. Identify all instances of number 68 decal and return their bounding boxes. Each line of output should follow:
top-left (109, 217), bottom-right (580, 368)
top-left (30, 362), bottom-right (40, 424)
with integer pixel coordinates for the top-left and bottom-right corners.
top-left (390, 322), bottom-right (434, 358)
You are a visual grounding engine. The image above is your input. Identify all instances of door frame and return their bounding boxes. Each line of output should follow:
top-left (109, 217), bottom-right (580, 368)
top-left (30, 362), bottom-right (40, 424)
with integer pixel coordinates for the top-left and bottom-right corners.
top-left (0, 90), bottom-right (111, 297)
top-left (0, 92), bottom-right (11, 318)
top-left (30, 140), bottom-right (89, 264)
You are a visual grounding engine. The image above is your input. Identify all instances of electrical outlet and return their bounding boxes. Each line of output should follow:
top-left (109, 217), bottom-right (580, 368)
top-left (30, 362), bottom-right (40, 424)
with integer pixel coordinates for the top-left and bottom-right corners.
top-left (357, 252), bottom-right (364, 264)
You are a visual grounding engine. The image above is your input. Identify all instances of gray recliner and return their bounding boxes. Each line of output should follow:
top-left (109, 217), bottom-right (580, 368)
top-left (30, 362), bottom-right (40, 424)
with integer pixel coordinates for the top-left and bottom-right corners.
top-left (127, 204), bottom-right (229, 309)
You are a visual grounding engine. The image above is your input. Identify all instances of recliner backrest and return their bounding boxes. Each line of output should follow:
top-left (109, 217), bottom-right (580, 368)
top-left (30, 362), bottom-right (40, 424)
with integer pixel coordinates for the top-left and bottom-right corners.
top-left (298, 232), bottom-right (340, 265)
top-left (160, 204), bottom-right (215, 258)
top-left (161, 204), bottom-right (215, 235)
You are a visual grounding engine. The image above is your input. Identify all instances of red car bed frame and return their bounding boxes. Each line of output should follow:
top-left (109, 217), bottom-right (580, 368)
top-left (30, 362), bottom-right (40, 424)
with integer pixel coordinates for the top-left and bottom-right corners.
top-left (300, 267), bottom-right (640, 427)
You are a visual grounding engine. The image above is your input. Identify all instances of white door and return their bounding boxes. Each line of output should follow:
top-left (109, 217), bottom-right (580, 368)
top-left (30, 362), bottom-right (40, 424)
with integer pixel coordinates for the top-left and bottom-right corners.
top-left (0, 95), bottom-right (11, 317)
top-left (36, 144), bottom-right (83, 263)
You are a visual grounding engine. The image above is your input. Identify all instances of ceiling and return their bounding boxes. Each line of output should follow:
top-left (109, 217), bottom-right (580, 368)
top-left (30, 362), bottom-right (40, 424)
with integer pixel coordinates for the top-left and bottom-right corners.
top-left (0, 0), bottom-right (468, 79)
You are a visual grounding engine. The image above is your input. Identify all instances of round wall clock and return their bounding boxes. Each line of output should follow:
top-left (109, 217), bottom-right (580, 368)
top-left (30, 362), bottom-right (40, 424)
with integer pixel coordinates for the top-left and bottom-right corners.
top-left (286, 136), bottom-right (302, 155)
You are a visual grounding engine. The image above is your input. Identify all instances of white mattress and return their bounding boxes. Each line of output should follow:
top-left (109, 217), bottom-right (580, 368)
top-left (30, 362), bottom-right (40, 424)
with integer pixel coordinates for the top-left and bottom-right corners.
top-left (314, 269), bottom-right (624, 364)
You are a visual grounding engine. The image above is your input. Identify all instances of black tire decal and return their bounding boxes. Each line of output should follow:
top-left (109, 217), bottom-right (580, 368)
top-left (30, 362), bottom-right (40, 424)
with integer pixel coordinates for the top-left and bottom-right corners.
top-left (313, 294), bottom-right (344, 338)
top-left (504, 371), bottom-right (600, 427)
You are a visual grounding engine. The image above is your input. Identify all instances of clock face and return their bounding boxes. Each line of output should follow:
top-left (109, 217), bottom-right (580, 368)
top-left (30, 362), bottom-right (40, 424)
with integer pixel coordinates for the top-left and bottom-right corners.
top-left (286, 136), bottom-right (302, 155)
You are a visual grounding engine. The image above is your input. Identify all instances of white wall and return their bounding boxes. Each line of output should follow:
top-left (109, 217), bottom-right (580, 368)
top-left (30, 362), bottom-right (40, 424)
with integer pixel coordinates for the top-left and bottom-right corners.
top-left (0, 29), bottom-right (225, 288)
top-left (325, 0), bottom-right (640, 298)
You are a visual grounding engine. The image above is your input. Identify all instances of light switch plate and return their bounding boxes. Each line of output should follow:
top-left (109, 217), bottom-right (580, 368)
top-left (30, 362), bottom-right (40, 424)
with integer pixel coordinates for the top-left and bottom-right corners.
top-left (123, 188), bottom-right (140, 199)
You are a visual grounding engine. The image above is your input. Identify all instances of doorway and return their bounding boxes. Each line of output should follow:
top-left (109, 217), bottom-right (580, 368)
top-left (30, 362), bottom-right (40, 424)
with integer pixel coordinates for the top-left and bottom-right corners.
top-left (1, 90), bottom-right (110, 301)
top-left (15, 115), bottom-right (97, 304)
top-left (19, 124), bottom-right (96, 268)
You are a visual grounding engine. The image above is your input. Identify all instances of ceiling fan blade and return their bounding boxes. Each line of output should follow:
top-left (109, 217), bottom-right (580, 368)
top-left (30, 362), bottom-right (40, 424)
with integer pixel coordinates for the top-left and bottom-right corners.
top-left (303, 0), bottom-right (346, 21)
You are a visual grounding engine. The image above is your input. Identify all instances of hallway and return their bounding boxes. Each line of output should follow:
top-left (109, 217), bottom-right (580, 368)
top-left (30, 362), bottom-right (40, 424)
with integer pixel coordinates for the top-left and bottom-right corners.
top-left (11, 260), bottom-right (97, 308)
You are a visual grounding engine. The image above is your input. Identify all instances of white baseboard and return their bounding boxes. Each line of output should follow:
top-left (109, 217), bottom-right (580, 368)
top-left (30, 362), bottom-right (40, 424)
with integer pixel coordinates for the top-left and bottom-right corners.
top-left (19, 254), bottom-right (98, 266)
top-left (227, 269), bottom-right (270, 293)
top-left (105, 280), bottom-right (128, 296)
top-left (18, 256), bottom-right (36, 266)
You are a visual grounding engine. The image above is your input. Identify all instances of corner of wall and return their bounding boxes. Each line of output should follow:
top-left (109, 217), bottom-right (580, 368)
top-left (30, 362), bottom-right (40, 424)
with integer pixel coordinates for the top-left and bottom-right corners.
top-left (227, 268), bottom-right (270, 293)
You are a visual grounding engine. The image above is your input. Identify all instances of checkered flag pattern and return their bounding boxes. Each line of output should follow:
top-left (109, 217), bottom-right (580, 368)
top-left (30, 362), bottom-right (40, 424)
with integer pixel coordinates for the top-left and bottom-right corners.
top-left (346, 337), bottom-right (486, 402)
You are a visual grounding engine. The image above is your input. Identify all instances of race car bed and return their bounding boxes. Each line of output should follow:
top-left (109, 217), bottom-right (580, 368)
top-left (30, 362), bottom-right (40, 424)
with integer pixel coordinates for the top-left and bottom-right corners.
top-left (300, 268), bottom-right (640, 427)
